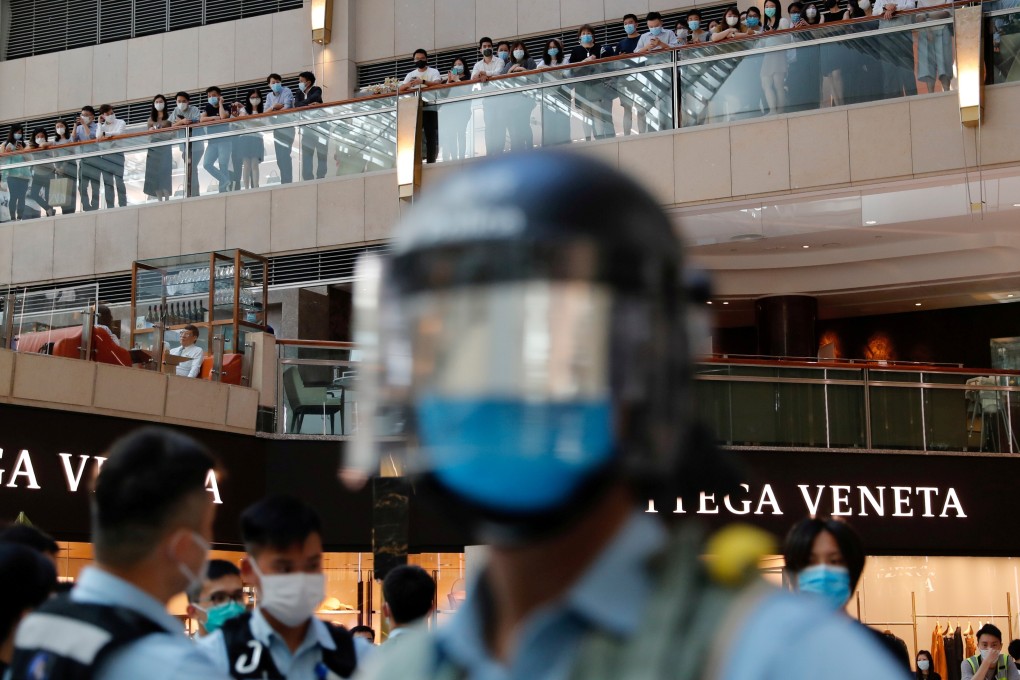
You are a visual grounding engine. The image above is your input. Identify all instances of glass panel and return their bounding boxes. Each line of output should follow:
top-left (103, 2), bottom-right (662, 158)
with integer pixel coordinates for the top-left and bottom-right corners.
top-left (280, 364), bottom-right (348, 435)
top-left (987, 9), bottom-right (1020, 84)
top-left (11, 285), bottom-right (99, 354)
top-left (324, 111), bottom-right (397, 177)
top-left (868, 385), bottom-right (925, 450)
top-left (680, 19), bottom-right (954, 126)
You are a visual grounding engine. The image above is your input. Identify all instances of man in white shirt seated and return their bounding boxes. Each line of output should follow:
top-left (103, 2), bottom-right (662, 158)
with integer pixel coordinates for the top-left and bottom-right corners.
top-left (399, 49), bottom-right (443, 163)
top-left (165, 325), bottom-right (204, 378)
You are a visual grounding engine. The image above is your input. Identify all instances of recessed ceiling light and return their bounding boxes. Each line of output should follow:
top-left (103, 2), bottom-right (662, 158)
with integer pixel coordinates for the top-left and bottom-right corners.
top-left (722, 301), bottom-right (729, 305)
top-left (865, 220), bottom-right (877, 225)
top-left (802, 245), bottom-right (810, 249)
top-left (1009, 294), bottom-right (1015, 298)
top-left (706, 301), bottom-right (713, 305)
top-left (1013, 203), bottom-right (1020, 208)
top-left (915, 303), bottom-right (922, 307)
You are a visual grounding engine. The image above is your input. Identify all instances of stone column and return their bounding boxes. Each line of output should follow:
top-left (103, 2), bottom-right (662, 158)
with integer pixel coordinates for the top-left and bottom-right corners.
top-left (754, 295), bottom-right (818, 358)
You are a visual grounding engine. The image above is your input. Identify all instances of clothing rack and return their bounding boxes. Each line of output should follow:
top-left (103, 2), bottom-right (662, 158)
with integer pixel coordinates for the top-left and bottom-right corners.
top-left (857, 591), bottom-right (1014, 655)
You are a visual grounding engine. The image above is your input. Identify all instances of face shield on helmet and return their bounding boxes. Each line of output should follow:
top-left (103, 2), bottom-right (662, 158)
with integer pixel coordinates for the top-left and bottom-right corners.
top-left (350, 255), bottom-right (684, 518)
top-left (348, 150), bottom-right (696, 526)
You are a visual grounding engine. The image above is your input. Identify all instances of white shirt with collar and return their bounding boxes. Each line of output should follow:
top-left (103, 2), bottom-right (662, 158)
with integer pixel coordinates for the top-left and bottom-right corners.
top-left (402, 67), bottom-right (443, 86)
top-left (197, 609), bottom-right (374, 678)
top-left (872, 0), bottom-right (916, 14)
top-left (97, 115), bottom-right (127, 138)
top-left (170, 343), bottom-right (204, 378)
top-left (471, 57), bottom-right (506, 79)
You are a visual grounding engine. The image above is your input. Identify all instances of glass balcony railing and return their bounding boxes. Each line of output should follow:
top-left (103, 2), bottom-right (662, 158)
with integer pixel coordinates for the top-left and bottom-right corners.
top-left (0, 1), bottom-right (1007, 223)
top-left (695, 360), bottom-right (1020, 453)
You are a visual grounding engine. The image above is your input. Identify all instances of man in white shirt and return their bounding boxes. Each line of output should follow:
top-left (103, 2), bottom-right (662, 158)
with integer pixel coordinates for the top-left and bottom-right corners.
top-left (636, 11), bottom-right (682, 52)
top-left (471, 37), bottom-right (507, 155)
top-left (96, 104), bottom-right (128, 208)
top-left (166, 325), bottom-right (204, 378)
top-left (399, 49), bottom-right (443, 163)
top-left (872, 0), bottom-right (919, 97)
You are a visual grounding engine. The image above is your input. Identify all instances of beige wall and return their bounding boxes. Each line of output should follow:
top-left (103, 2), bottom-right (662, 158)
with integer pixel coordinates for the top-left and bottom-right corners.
top-left (0, 8), bottom-right (314, 125)
top-left (0, 349), bottom-right (259, 433)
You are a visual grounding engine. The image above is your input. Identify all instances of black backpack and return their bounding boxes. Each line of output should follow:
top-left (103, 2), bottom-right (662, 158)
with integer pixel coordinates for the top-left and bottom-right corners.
top-left (220, 612), bottom-right (357, 679)
top-left (9, 595), bottom-right (166, 680)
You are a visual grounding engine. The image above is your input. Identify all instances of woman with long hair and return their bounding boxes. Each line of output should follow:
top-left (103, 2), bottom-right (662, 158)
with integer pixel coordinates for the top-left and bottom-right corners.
top-left (144, 94), bottom-right (173, 201)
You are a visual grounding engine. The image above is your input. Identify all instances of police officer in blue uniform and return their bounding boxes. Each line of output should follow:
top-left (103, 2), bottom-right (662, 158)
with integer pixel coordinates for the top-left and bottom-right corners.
top-left (9, 427), bottom-right (233, 680)
top-left (198, 495), bottom-right (363, 679)
top-left (349, 151), bottom-right (910, 680)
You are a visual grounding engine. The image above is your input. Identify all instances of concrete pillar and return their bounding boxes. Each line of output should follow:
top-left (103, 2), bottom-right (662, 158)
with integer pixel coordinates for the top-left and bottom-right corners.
top-left (754, 295), bottom-right (818, 358)
top-left (319, 0), bottom-right (358, 101)
top-left (279, 287), bottom-right (330, 340)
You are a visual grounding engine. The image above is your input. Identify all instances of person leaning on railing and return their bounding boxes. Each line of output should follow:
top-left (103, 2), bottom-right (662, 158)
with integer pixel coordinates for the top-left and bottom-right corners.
top-left (27, 128), bottom-right (55, 218)
top-left (760, 0), bottom-right (793, 115)
top-left (50, 119), bottom-right (77, 216)
top-left (570, 24), bottom-right (614, 141)
top-left (144, 94), bottom-right (173, 202)
top-left (232, 89), bottom-right (265, 190)
top-left (72, 107), bottom-right (100, 211)
top-left (399, 50), bottom-right (443, 163)
top-left (265, 73), bottom-right (296, 185)
top-left (2, 125), bottom-right (30, 221)
top-left (537, 39), bottom-right (571, 147)
top-left (199, 87), bottom-right (232, 194)
top-left (96, 104), bottom-right (128, 209)
top-left (712, 7), bottom-right (754, 41)
top-left (296, 70), bottom-right (328, 180)
top-left (439, 56), bottom-right (472, 162)
top-left (471, 37), bottom-right (508, 155)
top-left (168, 92), bottom-right (202, 197)
top-left (502, 42), bottom-right (538, 152)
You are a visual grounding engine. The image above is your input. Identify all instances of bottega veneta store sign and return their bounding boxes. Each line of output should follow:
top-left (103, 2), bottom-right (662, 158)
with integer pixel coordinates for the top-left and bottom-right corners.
top-left (0, 449), bottom-right (224, 502)
top-left (647, 483), bottom-right (967, 518)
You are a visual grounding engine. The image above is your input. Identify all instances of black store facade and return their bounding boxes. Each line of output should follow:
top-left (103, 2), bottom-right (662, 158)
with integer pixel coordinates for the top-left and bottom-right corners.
top-left (0, 402), bottom-right (1016, 653)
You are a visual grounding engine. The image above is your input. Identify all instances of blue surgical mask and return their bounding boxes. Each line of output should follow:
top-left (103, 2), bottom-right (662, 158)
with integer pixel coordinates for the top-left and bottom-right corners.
top-left (797, 565), bottom-right (851, 611)
top-left (498, 50), bottom-right (508, 60)
top-left (624, 23), bottom-right (637, 35)
top-left (649, 26), bottom-right (663, 36)
top-left (791, 12), bottom-right (802, 21)
top-left (548, 47), bottom-right (560, 57)
top-left (689, 20), bottom-right (701, 29)
top-left (746, 16), bottom-right (760, 26)
top-left (208, 96), bottom-right (219, 106)
top-left (580, 34), bottom-right (594, 45)
top-left (271, 83), bottom-right (283, 94)
top-left (416, 394), bottom-right (614, 513)
top-left (298, 81), bottom-right (308, 92)
top-left (452, 65), bottom-right (464, 75)
top-left (765, 6), bottom-right (778, 16)
top-left (12, 133), bottom-right (22, 141)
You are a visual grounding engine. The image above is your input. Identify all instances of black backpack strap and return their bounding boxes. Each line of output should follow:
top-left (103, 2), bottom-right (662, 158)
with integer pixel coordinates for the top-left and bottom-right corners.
top-left (321, 623), bottom-right (358, 678)
top-left (220, 613), bottom-right (285, 680)
top-left (10, 596), bottom-right (166, 680)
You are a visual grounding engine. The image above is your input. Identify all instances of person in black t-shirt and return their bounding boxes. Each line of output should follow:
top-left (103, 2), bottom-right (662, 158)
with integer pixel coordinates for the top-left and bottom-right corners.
top-left (296, 70), bottom-right (328, 181)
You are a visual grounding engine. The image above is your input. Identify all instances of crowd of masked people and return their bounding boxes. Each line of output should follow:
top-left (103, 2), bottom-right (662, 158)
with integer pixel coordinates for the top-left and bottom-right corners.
top-left (0, 426), bottom-right (1014, 679)
top-left (0, 71), bottom-right (327, 221)
top-left (0, 3), bottom-right (954, 220)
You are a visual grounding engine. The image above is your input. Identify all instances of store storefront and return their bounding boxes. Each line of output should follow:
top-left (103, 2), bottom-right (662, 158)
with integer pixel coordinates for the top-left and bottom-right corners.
top-left (2, 401), bottom-right (1019, 650)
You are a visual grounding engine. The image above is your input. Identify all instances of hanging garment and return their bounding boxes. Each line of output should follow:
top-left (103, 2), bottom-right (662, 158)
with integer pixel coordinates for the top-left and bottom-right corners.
top-left (933, 623), bottom-right (949, 680)
top-left (964, 624), bottom-right (977, 659)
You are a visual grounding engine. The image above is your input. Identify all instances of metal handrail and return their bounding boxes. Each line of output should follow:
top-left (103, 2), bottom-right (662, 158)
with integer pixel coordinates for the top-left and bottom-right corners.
top-left (0, 0), bottom-right (981, 176)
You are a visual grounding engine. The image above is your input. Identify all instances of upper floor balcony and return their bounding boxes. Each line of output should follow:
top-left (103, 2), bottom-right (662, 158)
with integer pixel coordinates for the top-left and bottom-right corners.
top-left (1, 1), bottom-right (1019, 317)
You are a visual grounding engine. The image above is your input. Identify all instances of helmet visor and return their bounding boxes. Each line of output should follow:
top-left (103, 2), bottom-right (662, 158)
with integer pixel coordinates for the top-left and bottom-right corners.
top-left (351, 258), bottom-right (618, 513)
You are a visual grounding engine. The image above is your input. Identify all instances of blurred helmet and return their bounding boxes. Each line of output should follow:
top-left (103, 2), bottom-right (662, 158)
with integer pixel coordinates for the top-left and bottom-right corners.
top-left (351, 151), bottom-right (696, 536)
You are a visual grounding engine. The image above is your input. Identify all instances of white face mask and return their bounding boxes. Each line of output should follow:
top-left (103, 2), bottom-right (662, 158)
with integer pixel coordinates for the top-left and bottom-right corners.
top-left (55, 126), bottom-right (66, 136)
top-left (35, 137), bottom-right (45, 145)
top-left (981, 648), bottom-right (999, 661)
top-left (917, 660), bottom-right (930, 671)
top-left (155, 102), bottom-right (165, 111)
top-left (177, 102), bottom-right (188, 112)
top-left (859, 0), bottom-right (871, 9)
top-left (250, 97), bottom-right (261, 105)
top-left (806, 6), bottom-right (818, 17)
top-left (726, 15), bottom-right (740, 25)
top-left (173, 531), bottom-right (210, 595)
top-left (249, 557), bottom-right (325, 628)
